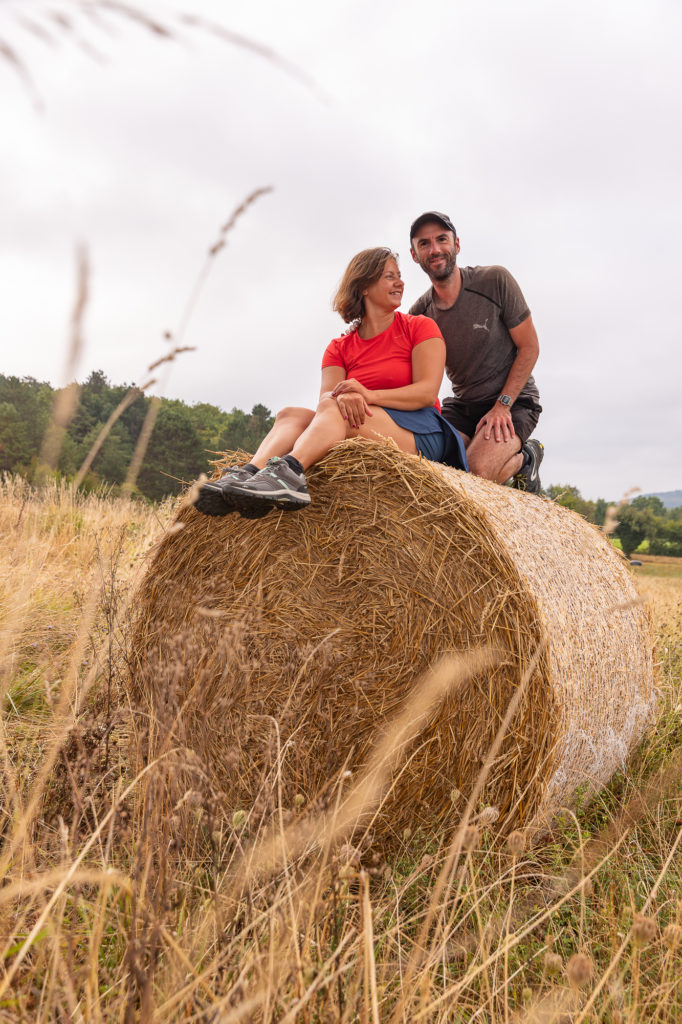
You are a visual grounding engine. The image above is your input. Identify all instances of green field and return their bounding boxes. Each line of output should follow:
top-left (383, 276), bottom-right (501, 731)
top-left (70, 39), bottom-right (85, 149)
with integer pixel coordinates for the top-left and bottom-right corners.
top-left (630, 557), bottom-right (682, 581)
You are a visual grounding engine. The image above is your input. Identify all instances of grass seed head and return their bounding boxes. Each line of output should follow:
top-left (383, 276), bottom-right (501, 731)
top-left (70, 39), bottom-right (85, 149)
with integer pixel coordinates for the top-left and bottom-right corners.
top-left (631, 913), bottom-right (657, 947)
top-left (566, 952), bottom-right (593, 988)
top-left (460, 825), bottom-right (480, 852)
top-left (663, 923), bottom-right (682, 950)
top-left (338, 843), bottom-right (361, 868)
top-left (478, 805), bottom-right (499, 826)
top-left (232, 809), bottom-right (247, 830)
top-left (507, 829), bottom-right (525, 856)
top-left (544, 952), bottom-right (563, 977)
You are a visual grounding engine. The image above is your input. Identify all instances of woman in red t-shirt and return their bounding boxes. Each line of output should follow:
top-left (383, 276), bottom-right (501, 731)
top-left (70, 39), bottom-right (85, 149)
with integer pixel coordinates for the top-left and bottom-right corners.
top-left (195, 247), bottom-right (467, 518)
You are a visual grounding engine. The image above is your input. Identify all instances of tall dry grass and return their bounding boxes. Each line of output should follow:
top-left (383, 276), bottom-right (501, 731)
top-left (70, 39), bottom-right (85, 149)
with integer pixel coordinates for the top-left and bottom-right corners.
top-left (1, 2), bottom-right (323, 112)
top-left (0, 476), bottom-right (680, 1022)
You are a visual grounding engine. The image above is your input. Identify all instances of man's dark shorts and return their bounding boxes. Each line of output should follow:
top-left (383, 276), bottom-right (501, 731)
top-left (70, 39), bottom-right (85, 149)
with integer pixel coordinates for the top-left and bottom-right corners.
top-left (441, 397), bottom-right (542, 445)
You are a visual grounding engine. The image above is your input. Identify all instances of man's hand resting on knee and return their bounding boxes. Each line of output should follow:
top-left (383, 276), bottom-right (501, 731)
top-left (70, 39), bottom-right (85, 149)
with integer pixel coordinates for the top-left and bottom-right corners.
top-left (475, 405), bottom-right (516, 443)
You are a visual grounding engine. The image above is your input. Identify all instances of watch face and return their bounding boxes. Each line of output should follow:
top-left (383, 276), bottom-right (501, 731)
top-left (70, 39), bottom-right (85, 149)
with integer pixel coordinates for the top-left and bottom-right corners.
top-left (499, 395), bottom-right (511, 406)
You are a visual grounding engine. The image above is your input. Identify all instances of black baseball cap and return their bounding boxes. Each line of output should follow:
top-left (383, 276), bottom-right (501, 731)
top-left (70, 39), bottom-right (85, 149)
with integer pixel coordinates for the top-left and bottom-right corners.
top-left (409, 211), bottom-right (457, 243)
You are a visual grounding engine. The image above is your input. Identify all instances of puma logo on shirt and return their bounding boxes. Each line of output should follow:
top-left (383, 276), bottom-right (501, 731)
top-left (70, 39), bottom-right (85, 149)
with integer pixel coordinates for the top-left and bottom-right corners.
top-left (473, 318), bottom-right (489, 331)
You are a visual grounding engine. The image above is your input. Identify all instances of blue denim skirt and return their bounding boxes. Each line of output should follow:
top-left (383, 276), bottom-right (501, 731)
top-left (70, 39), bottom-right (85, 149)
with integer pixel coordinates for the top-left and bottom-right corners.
top-left (384, 407), bottom-right (468, 471)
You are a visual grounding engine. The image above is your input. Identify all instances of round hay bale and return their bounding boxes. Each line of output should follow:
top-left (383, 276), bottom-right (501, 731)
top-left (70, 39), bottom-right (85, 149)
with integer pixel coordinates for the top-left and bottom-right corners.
top-left (130, 441), bottom-right (656, 841)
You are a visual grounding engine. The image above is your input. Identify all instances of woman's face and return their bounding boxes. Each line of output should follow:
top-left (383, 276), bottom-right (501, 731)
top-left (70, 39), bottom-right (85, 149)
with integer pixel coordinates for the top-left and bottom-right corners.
top-left (363, 258), bottom-right (404, 312)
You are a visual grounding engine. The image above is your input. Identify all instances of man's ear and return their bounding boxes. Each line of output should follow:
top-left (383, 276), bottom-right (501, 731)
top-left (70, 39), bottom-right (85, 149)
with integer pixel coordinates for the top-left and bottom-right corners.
top-left (410, 247), bottom-right (419, 264)
top-left (455, 237), bottom-right (461, 254)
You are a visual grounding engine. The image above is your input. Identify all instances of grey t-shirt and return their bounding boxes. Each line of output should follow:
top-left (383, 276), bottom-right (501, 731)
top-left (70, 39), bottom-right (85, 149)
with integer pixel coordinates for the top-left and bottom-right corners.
top-left (409, 265), bottom-right (540, 407)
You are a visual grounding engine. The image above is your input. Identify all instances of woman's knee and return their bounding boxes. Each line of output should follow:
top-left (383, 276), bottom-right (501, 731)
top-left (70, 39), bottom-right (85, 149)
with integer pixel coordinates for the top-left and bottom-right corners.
top-left (275, 406), bottom-right (314, 428)
top-left (314, 395), bottom-right (343, 417)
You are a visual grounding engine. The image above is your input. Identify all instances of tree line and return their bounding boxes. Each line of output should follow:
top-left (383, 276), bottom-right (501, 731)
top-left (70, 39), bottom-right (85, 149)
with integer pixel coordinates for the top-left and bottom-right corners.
top-left (1, 371), bottom-right (680, 555)
top-left (545, 485), bottom-right (682, 558)
top-left (0, 371), bottom-right (273, 502)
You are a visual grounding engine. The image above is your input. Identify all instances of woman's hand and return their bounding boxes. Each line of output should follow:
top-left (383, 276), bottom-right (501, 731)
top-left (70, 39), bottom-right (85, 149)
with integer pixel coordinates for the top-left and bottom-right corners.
top-left (331, 378), bottom-right (373, 403)
top-left (335, 391), bottom-right (373, 428)
top-left (331, 378), bottom-right (374, 428)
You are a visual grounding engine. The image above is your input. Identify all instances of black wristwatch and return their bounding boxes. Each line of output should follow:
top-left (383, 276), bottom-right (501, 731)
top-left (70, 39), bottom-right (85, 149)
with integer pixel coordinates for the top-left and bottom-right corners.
top-left (497, 394), bottom-right (512, 408)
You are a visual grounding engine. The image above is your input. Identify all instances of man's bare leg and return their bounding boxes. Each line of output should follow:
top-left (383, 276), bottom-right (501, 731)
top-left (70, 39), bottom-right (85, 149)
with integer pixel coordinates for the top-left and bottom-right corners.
top-left (465, 432), bottom-right (523, 484)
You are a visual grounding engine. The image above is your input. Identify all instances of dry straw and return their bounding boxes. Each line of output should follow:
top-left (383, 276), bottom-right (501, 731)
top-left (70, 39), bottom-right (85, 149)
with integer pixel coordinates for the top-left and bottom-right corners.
top-left (130, 440), bottom-right (655, 842)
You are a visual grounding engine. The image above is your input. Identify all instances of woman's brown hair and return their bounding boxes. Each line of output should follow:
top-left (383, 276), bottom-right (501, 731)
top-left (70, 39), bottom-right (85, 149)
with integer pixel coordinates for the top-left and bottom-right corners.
top-left (332, 247), bottom-right (399, 324)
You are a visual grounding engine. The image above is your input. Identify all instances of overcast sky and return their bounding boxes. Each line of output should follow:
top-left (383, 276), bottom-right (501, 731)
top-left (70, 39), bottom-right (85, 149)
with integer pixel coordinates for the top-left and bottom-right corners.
top-left (1, 0), bottom-right (680, 500)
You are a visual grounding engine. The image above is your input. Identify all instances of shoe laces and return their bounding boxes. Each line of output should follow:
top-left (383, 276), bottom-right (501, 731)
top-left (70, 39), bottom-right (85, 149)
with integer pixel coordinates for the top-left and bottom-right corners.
top-left (264, 457), bottom-right (285, 478)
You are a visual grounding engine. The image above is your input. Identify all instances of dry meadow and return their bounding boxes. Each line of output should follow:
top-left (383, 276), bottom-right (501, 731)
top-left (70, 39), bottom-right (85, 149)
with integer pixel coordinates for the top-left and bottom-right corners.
top-left (0, 475), bottom-right (680, 1022)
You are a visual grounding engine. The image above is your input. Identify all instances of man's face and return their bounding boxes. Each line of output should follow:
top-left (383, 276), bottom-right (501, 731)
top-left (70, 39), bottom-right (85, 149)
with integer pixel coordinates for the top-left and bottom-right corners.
top-left (410, 222), bottom-right (459, 281)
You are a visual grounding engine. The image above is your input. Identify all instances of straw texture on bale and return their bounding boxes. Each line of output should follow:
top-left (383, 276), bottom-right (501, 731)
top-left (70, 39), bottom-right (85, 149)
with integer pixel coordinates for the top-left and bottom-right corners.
top-left (131, 440), bottom-right (656, 840)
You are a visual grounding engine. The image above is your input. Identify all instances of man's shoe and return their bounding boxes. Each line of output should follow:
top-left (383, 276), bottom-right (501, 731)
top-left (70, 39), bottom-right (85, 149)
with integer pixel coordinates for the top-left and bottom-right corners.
top-left (194, 465), bottom-right (268, 518)
top-left (224, 456), bottom-right (311, 514)
top-left (512, 439), bottom-right (544, 494)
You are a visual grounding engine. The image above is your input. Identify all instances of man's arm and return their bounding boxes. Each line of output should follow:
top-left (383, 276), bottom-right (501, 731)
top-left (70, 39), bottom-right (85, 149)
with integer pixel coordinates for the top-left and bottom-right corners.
top-left (502, 315), bottom-right (540, 401)
top-left (476, 315), bottom-right (540, 442)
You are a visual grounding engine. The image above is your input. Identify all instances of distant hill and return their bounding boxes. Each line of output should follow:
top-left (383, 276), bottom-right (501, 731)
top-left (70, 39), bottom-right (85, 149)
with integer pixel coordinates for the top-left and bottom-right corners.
top-left (642, 490), bottom-right (682, 509)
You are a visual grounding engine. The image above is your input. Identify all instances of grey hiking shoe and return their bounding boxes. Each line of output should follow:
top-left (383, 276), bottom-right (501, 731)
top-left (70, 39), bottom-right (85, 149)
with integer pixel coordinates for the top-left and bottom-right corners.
top-left (223, 456), bottom-right (311, 515)
top-left (512, 439), bottom-right (544, 494)
top-left (194, 465), bottom-right (268, 518)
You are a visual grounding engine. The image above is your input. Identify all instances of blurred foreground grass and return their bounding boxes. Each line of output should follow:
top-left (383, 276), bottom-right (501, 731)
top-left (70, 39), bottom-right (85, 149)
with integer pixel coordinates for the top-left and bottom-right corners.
top-left (0, 476), bottom-right (680, 1022)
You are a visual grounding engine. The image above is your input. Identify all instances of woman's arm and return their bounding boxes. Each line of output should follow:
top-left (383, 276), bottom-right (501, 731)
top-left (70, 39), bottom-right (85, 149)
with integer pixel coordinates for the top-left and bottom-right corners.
top-left (332, 337), bottom-right (445, 411)
top-left (319, 365), bottom-right (347, 400)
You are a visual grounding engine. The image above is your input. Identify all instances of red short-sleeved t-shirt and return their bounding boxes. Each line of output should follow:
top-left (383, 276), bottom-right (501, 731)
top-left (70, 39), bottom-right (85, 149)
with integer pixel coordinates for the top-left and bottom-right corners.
top-left (322, 312), bottom-right (443, 401)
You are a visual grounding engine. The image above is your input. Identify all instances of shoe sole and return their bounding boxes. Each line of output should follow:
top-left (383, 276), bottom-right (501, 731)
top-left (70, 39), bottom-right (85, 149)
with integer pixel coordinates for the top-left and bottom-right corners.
top-left (514, 480), bottom-right (542, 494)
top-left (194, 484), bottom-right (270, 519)
top-left (512, 472), bottom-right (542, 495)
top-left (230, 491), bottom-right (311, 516)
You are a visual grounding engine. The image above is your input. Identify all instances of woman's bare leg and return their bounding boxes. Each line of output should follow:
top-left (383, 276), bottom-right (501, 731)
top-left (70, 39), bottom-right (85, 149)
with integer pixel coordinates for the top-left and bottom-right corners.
top-left (288, 398), bottom-right (349, 469)
top-left (290, 401), bottom-right (417, 470)
top-left (351, 407), bottom-right (418, 455)
top-left (251, 407), bottom-right (315, 468)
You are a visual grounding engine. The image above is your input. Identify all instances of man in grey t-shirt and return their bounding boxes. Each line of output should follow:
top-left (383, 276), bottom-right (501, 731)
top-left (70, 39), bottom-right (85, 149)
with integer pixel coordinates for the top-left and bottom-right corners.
top-left (408, 211), bottom-right (543, 492)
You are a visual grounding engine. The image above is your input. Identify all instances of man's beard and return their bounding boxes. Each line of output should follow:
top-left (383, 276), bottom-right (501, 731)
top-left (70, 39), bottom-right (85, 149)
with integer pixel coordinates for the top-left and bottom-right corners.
top-left (422, 250), bottom-right (457, 282)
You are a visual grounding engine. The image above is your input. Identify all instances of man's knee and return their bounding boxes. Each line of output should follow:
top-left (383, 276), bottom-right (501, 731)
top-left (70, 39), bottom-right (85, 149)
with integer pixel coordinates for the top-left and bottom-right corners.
top-left (466, 451), bottom-right (494, 479)
top-left (467, 436), bottom-right (520, 479)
